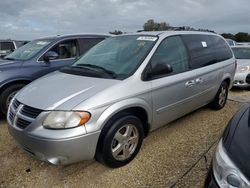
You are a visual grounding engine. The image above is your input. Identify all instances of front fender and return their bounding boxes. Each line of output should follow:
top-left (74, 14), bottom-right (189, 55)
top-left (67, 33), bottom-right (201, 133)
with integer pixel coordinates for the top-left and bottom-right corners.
top-left (85, 98), bottom-right (152, 133)
top-left (0, 77), bottom-right (32, 90)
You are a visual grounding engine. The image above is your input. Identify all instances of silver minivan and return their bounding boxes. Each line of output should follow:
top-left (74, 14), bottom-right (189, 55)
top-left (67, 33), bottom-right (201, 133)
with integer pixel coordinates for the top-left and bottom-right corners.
top-left (7, 31), bottom-right (236, 167)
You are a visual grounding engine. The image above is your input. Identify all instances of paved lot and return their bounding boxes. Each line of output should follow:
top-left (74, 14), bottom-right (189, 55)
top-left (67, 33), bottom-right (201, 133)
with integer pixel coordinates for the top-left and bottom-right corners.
top-left (0, 90), bottom-right (248, 188)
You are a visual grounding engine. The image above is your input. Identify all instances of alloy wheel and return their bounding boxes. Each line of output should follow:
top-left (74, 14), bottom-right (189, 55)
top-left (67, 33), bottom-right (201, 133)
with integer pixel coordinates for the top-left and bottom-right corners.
top-left (111, 124), bottom-right (139, 161)
top-left (218, 86), bottom-right (227, 106)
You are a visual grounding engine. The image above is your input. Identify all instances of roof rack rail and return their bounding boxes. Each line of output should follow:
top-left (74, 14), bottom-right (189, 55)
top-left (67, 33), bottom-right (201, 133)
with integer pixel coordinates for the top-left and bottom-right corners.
top-left (137, 27), bottom-right (215, 33)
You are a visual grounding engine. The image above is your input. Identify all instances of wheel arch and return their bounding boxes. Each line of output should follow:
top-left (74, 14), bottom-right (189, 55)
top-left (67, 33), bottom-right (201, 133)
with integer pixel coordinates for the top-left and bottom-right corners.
top-left (94, 98), bottom-right (152, 138)
top-left (221, 73), bottom-right (232, 89)
top-left (0, 79), bottom-right (31, 94)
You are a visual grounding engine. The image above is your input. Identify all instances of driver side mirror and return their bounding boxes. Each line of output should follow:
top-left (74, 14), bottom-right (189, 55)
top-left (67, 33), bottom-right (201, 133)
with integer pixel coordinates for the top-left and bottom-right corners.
top-left (146, 62), bottom-right (173, 79)
top-left (43, 51), bottom-right (58, 62)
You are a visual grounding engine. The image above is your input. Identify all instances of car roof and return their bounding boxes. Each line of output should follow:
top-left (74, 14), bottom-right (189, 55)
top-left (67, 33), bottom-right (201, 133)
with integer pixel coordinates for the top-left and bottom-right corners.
top-left (37, 33), bottom-right (111, 40)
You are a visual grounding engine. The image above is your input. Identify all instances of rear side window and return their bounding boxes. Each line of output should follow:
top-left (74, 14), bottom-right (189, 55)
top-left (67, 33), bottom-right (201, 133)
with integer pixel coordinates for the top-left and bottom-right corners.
top-left (79, 38), bottom-right (105, 54)
top-left (0, 42), bottom-right (15, 51)
top-left (232, 48), bottom-right (250, 59)
top-left (182, 35), bottom-right (233, 69)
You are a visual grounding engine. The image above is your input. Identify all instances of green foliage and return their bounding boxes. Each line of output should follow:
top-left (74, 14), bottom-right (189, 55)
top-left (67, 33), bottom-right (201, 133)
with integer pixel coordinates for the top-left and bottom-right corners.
top-left (143, 19), bottom-right (170, 31)
top-left (221, 32), bottom-right (250, 42)
top-left (109, 30), bottom-right (123, 35)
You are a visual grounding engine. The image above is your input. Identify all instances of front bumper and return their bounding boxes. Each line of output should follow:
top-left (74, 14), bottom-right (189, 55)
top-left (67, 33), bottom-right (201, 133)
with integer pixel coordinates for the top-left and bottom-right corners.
top-left (233, 72), bottom-right (250, 87)
top-left (205, 167), bottom-right (220, 188)
top-left (8, 123), bottom-right (101, 165)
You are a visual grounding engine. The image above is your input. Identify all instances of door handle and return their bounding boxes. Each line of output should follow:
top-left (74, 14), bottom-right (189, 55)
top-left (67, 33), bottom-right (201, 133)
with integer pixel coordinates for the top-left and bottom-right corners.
top-left (195, 78), bottom-right (203, 84)
top-left (185, 80), bottom-right (195, 87)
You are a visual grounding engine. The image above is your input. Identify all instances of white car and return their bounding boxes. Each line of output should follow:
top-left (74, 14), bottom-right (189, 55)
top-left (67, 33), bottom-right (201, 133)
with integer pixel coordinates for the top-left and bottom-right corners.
top-left (225, 39), bottom-right (237, 46)
top-left (232, 46), bottom-right (250, 87)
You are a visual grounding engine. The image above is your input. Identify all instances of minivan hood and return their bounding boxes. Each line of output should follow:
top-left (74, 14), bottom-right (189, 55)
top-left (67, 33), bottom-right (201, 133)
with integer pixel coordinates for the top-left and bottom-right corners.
top-left (16, 72), bottom-right (120, 110)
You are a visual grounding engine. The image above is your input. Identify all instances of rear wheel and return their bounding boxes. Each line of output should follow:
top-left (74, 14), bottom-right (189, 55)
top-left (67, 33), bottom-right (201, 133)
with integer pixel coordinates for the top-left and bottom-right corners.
top-left (0, 84), bottom-right (25, 115)
top-left (209, 81), bottom-right (228, 110)
top-left (95, 114), bottom-right (144, 168)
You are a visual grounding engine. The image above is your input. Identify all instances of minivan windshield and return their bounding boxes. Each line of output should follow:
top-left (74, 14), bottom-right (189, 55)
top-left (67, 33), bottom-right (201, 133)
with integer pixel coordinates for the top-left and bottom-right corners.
top-left (4, 39), bottom-right (52, 61)
top-left (70, 35), bottom-right (158, 79)
top-left (232, 47), bottom-right (250, 59)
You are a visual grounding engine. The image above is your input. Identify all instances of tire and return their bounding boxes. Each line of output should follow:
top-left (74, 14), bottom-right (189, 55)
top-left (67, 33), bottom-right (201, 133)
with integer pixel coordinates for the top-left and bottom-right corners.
top-left (0, 84), bottom-right (25, 115)
top-left (209, 81), bottom-right (229, 110)
top-left (95, 113), bottom-right (144, 168)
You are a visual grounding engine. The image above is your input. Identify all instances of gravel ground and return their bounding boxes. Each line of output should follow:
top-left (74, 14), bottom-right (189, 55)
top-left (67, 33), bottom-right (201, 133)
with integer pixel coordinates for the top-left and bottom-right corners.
top-left (0, 97), bottom-right (245, 188)
top-left (228, 87), bottom-right (250, 103)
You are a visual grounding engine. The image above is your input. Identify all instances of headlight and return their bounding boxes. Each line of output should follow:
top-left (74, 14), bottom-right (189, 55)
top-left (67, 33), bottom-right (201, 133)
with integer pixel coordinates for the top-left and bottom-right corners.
top-left (43, 111), bottom-right (91, 129)
top-left (240, 65), bottom-right (250, 72)
top-left (213, 140), bottom-right (250, 187)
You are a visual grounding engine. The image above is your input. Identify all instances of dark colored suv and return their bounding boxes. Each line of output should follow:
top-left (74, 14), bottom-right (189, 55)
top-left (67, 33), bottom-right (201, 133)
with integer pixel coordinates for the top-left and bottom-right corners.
top-left (0, 40), bottom-right (29, 58)
top-left (0, 34), bottom-right (109, 115)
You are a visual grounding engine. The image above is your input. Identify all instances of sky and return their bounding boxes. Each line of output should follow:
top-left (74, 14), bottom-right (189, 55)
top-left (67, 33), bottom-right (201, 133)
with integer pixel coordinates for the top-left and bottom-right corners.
top-left (0, 0), bottom-right (250, 40)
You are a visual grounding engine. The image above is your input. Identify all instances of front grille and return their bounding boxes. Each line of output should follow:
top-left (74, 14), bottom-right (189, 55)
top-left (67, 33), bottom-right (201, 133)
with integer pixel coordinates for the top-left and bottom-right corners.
top-left (12, 99), bottom-right (21, 109)
top-left (8, 110), bottom-right (15, 123)
top-left (8, 99), bottom-right (43, 130)
top-left (21, 105), bottom-right (43, 119)
top-left (16, 118), bottom-right (31, 129)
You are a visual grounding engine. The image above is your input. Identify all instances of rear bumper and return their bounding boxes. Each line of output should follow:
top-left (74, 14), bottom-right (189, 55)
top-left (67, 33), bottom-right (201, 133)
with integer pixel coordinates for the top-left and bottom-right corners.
top-left (8, 124), bottom-right (101, 165)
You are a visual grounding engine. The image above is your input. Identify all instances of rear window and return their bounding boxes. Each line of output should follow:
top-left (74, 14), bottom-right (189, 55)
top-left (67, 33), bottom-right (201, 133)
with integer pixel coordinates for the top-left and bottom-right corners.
top-left (79, 38), bottom-right (105, 54)
top-left (0, 42), bottom-right (15, 51)
top-left (232, 47), bottom-right (250, 59)
top-left (182, 35), bottom-right (233, 69)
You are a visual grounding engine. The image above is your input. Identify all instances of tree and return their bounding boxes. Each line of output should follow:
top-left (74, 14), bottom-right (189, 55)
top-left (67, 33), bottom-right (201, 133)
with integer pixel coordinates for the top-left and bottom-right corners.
top-left (221, 32), bottom-right (250, 42)
top-left (109, 30), bottom-right (123, 35)
top-left (235, 32), bottom-right (250, 42)
top-left (221, 33), bottom-right (236, 41)
top-left (143, 19), bottom-right (170, 31)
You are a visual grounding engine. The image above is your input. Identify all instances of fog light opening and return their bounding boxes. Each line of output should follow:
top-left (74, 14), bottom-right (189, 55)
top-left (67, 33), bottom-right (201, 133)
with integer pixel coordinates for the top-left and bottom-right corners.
top-left (227, 174), bottom-right (241, 187)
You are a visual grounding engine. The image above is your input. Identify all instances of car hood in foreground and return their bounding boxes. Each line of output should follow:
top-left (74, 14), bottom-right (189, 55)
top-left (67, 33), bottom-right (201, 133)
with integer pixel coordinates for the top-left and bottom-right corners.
top-left (16, 72), bottom-right (120, 110)
top-left (222, 104), bottom-right (250, 180)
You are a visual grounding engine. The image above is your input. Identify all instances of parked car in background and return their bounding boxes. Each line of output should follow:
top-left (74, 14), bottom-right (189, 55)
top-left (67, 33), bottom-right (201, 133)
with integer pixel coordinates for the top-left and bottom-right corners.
top-left (225, 39), bottom-right (237, 46)
top-left (0, 34), bottom-right (109, 115)
top-left (205, 104), bottom-right (250, 188)
top-left (231, 45), bottom-right (250, 88)
top-left (237, 42), bottom-right (250, 46)
top-left (0, 39), bottom-right (29, 58)
top-left (8, 31), bottom-right (235, 167)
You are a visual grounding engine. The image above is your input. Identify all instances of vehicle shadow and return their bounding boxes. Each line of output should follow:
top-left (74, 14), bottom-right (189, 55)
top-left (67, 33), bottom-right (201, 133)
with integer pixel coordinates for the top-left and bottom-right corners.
top-left (0, 113), bottom-right (6, 121)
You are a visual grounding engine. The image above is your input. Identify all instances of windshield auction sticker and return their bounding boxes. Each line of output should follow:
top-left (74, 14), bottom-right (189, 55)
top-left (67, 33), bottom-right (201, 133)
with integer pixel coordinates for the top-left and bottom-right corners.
top-left (36, 41), bottom-right (49, 45)
top-left (137, 36), bottom-right (158, 41)
top-left (201, 41), bottom-right (207, 47)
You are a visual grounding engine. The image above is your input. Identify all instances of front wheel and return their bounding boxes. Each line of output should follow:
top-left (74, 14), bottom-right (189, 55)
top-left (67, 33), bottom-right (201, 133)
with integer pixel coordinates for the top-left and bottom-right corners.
top-left (0, 84), bottom-right (25, 115)
top-left (95, 114), bottom-right (144, 168)
top-left (209, 81), bottom-right (229, 110)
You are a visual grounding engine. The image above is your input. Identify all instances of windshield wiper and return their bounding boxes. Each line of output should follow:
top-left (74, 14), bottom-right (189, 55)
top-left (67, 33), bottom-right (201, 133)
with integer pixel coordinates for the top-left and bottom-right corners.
top-left (75, 64), bottom-right (117, 78)
top-left (4, 57), bottom-right (16, 60)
